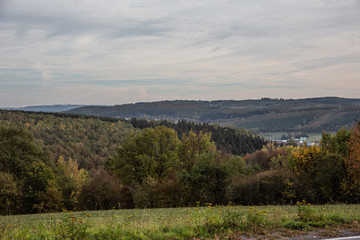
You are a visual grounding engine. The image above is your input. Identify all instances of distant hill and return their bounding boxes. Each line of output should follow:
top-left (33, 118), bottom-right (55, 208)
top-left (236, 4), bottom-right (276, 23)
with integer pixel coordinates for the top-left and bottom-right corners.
top-left (3, 104), bottom-right (86, 113)
top-left (66, 97), bottom-right (360, 132)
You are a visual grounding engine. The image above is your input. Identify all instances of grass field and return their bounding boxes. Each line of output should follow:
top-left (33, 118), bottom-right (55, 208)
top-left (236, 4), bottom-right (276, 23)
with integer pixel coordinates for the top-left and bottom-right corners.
top-left (1, 204), bottom-right (360, 239)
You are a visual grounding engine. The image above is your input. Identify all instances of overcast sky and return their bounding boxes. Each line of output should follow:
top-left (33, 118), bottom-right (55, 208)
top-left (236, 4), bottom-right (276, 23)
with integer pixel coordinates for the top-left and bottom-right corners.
top-left (1, 0), bottom-right (360, 107)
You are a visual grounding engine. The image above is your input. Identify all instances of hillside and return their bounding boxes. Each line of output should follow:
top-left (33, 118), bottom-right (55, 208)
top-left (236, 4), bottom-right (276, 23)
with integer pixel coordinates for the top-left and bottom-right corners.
top-left (3, 104), bottom-right (86, 112)
top-left (0, 110), bottom-right (136, 169)
top-left (0, 110), bottom-right (265, 165)
top-left (66, 97), bottom-right (360, 132)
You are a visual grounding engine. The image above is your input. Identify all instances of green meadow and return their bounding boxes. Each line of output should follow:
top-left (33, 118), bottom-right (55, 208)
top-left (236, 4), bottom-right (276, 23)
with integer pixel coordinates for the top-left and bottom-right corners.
top-left (1, 204), bottom-right (359, 239)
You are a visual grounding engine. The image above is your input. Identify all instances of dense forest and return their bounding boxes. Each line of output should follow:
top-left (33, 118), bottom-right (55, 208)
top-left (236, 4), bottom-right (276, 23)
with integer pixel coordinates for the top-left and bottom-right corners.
top-left (66, 97), bottom-right (360, 132)
top-left (128, 118), bottom-right (264, 156)
top-left (1, 109), bottom-right (360, 215)
top-left (0, 110), bottom-right (137, 169)
top-left (0, 110), bottom-right (265, 166)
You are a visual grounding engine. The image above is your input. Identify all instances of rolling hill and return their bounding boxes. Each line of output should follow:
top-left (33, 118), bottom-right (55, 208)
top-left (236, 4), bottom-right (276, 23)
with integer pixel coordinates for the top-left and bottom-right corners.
top-left (66, 97), bottom-right (360, 132)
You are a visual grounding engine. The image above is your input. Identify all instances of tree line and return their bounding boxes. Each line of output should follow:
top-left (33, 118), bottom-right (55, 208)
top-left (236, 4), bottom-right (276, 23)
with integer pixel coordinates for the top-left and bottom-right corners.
top-left (128, 118), bottom-right (265, 155)
top-left (1, 109), bottom-right (360, 215)
top-left (0, 110), bottom-right (266, 214)
top-left (1, 120), bottom-right (360, 215)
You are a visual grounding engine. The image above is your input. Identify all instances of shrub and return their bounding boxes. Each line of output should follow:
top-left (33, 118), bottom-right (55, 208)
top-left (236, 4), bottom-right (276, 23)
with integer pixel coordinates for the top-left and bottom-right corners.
top-left (78, 169), bottom-right (134, 210)
top-left (228, 169), bottom-right (297, 205)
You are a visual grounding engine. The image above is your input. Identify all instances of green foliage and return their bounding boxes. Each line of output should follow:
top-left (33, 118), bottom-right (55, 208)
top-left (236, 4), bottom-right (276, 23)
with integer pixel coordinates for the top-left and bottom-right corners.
top-left (108, 127), bottom-right (249, 207)
top-left (55, 156), bottom-right (88, 210)
top-left (296, 200), bottom-right (315, 223)
top-left (107, 126), bottom-right (180, 186)
top-left (22, 161), bottom-right (61, 213)
top-left (130, 118), bottom-right (266, 156)
top-left (32, 180), bottom-right (63, 213)
top-left (290, 128), bottom-right (351, 203)
top-left (0, 125), bottom-right (48, 179)
top-left (132, 176), bottom-right (184, 208)
top-left (245, 207), bottom-right (267, 232)
top-left (2, 108), bottom-right (360, 215)
top-left (177, 130), bottom-right (216, 171)
top-left (321, 127), bottom-right (350, 157)
top-left (228, 169), bottom-right (297, 205)
top-left (0, 125), bottom-right (63, 214)
top-left (54, 210), bottom-right (91, 239)
top-left (0, 172), bottom-right (21, 215)
top-left (0, 110), bottom-right (136, 169)
top-left (180, 151), bottom-right (242, 204)
top-left (1, 205), bottom-right (359, 239)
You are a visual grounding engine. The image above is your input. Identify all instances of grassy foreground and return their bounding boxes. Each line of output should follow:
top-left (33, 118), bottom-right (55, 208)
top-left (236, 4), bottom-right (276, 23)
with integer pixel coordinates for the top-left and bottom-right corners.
top-left (1, 203), bottom-right (360, 239)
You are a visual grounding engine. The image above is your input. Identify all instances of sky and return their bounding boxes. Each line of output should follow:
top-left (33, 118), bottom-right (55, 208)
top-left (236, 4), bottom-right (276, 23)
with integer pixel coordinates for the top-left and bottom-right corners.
top-left (0, 0), bottom-right (360, 107)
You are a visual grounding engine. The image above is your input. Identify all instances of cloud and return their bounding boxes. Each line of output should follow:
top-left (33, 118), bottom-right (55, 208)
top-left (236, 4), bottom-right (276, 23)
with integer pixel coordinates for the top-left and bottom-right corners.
top-left (0, 0), bottom-right (360, 107)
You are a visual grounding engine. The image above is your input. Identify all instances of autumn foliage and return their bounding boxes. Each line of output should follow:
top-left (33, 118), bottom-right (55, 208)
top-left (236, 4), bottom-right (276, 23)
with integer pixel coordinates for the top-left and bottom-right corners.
top-left (343, 122), bottom-right (360, 199)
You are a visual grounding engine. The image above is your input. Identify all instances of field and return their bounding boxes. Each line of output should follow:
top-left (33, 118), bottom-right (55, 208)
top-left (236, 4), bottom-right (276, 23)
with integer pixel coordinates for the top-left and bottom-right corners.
top-left (1, 204), bottom-right (360, 239)
top-left (260, 132), bottom-right (324, 141)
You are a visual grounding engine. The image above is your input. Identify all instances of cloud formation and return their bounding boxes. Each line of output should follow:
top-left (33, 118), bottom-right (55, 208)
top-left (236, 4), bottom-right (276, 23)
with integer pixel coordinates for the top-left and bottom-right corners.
top-left (1, 0), bottom-right (360, 107)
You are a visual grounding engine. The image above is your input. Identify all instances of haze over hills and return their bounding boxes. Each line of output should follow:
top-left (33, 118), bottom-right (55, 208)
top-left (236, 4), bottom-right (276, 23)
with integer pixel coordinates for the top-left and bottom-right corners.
top-left (64, 97), bottom-right (360, 133)
top-left (2, 104), bottom-right (86, 113)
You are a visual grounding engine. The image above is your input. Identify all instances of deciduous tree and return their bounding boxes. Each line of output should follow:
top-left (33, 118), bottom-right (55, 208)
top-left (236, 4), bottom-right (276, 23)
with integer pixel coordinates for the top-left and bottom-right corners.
top-left (342, 122), bottom-right (360, 200)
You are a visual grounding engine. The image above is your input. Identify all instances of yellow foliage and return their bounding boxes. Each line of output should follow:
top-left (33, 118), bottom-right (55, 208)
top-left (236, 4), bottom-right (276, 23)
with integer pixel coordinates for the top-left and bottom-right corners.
top-left (291, 145), bottom-right (321, 173)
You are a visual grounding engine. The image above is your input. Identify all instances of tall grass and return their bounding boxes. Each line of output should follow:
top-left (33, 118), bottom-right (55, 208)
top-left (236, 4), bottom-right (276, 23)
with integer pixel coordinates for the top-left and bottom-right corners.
top-left (1, 204), bottom-right (359, 239)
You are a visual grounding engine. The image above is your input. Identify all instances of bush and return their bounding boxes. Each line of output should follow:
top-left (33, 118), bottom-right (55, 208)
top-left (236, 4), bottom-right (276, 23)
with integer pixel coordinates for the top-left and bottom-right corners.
top-left (78, 169), bottom-right (134, 210)
top-left (228, 169), bottom-right (297, 205)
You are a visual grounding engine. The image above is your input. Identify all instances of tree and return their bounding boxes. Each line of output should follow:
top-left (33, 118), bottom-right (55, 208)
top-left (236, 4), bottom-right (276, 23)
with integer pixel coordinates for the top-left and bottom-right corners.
top-left (0, 172), bottom-right (21, 215)
top-left (290, 128), bottom-right (350, 203)
top-left (180, 151), bottom-right (240, 204)
top-left (107, 126), bottom-right (180, 185)
top-left (342, 122), bottom-right (360, 201)
top-left (0, 126), bottom-right (48, 179)
top-left (55, 156), bottom-right (88, 210)
top-left (22, 161), bottom-right (62, 213)
top-left (177, 131), bottom-right (216, 171)
top-left (228, 169), bottom-right (297, 205)
top-left (78, 169), bottom-right (134, 210)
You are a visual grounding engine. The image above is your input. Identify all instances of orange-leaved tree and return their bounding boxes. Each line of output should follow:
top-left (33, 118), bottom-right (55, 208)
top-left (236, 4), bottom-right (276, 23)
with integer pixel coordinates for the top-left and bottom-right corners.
top-left (342, 121), bottom-right (360, 200)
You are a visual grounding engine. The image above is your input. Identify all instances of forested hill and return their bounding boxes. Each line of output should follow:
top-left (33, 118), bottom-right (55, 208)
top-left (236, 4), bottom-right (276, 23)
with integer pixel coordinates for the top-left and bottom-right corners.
top-left (66, 97), bottom-right (360, 132)
top-left (0, 110), bottom-right (265, 169)
top-left (0, 110), bottom-right (136, 169)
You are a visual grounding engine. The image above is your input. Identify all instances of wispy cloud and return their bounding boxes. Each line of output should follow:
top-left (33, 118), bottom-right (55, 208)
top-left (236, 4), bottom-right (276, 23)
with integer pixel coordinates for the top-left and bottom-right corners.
top-left (0, 0), bottom-right (360, 107)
